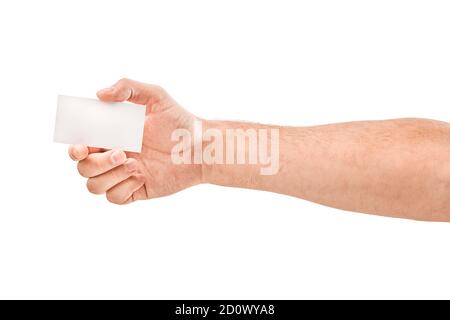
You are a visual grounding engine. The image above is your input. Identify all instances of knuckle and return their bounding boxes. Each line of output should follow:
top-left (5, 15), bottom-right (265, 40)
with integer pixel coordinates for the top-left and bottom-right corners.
top-left (146, 84), bottom-right (168, 106)
top-left (94, 157), bottom-right (106, 172)
top-left (111, 168), bottom-right (125, 182)
top-left (94, 153), bottom-right (113, 172)
top-left (153, 84), bottom-right (167, 97)
top-left (117, 78), bottom-right (130, 86)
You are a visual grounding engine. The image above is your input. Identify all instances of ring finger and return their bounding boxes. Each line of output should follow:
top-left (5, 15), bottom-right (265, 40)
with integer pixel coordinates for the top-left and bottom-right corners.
top-left (86, 158), bottom-right (138, 194)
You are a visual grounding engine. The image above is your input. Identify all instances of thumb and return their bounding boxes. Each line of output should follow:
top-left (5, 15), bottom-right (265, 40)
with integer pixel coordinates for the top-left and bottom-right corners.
top-left (96, 78), bottom-right (169, 112)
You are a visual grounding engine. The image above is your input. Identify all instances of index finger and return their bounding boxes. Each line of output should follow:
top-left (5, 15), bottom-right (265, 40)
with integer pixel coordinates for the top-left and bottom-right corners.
top-left (68, 145), bottom-right (104, 161)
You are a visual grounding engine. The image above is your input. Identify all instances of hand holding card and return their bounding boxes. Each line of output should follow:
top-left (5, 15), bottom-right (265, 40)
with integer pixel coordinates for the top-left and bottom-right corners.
top-left (61, 78), bottom-right (202, 205)
top-left (54, 95), bottom-right (146, 152)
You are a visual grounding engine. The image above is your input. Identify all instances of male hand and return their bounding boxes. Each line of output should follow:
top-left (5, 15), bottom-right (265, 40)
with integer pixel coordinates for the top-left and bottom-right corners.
top-left (69, 78), bottom-right (202, 204)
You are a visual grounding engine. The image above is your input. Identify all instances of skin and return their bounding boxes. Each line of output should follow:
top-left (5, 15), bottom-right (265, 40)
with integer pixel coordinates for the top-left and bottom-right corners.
top-left (69, 78), bottom-right (450, 221)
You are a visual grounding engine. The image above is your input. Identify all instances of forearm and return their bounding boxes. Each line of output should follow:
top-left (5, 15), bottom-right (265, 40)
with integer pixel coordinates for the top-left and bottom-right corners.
top-left (202, 118), bottom-right (450, 221)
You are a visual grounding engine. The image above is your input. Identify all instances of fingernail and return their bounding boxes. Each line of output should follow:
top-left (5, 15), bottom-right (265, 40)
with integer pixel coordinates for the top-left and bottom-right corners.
top-left (124, 159), bottom-right (138, 172)
top-left (111, 150), bottom-right (126, 165)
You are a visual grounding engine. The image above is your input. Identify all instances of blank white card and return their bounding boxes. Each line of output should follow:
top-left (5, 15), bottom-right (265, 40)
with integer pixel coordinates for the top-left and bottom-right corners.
top-left (54, 95), bottom-right (146, 152)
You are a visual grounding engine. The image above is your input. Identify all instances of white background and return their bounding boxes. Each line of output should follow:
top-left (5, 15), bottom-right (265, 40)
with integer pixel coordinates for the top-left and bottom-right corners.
top-left (0, 0), bottom-right (450, 299)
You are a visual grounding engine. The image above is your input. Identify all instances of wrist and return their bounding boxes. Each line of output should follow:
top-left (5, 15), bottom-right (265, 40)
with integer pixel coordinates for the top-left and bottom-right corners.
top-left (198, 119), bottom-right (282, 188)
top-left (199, 119), bottom-right (220, 185)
